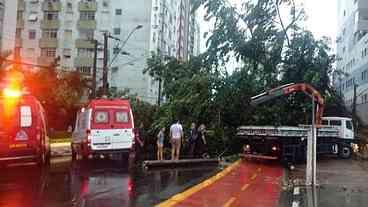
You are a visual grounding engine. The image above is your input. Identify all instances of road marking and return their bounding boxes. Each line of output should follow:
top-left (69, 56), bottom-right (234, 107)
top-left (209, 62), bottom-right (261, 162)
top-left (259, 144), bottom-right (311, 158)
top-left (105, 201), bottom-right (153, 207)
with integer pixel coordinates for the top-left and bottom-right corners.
top-left (292, 201), bottom-right (299, 207)
top-left (250, 173), bottom-right (258, 180)
top-left (222, 197), bottom-right (236, 207)
top-left (241, 183), bottom-right (250, 191)
top-left (293, 187), bottom-right (300, 195)
top-left (156, 160), bottom-right (241, 207)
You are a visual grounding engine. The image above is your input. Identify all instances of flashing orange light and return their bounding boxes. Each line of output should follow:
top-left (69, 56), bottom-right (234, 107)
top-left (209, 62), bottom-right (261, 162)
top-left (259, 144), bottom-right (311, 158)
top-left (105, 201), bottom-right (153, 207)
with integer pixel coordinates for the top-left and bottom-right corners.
top-left (3, 88), bottom-right (22, 98)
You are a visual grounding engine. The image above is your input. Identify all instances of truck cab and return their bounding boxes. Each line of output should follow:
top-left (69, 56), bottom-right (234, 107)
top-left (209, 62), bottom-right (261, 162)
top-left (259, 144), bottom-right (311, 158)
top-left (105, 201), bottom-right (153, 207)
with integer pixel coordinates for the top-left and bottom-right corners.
top-left (71, 99), bottom-right (136, 162)
top-left (321, 117), bottom-right (354, 140)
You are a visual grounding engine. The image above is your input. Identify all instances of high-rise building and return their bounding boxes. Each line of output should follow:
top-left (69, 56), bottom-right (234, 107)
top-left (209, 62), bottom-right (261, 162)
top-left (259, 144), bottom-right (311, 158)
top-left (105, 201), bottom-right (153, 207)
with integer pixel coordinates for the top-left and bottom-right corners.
top-left (0, 0), bottom-right (17, 53)
top-left (15, 0), bottom-right (200, 104)
top-left (336, 0), bottom-right (368, 125)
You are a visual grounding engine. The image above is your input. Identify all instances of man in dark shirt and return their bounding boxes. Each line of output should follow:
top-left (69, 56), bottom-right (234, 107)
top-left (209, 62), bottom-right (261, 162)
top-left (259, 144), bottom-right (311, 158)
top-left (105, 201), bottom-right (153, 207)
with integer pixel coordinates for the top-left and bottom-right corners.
top-left (188, 123), bottom-right (198, 158)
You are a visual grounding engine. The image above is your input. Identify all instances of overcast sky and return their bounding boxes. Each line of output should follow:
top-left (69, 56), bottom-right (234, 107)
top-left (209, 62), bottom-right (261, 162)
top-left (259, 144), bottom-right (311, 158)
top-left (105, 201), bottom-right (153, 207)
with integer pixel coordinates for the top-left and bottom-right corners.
top-left (198, 0), bottom-right (338, 52)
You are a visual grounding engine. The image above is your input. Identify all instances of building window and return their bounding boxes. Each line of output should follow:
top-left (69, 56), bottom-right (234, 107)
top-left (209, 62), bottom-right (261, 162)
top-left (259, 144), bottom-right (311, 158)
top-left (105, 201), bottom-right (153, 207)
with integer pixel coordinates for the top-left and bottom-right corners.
top-left (41, 48), bottom-right (57, 57)
top-left (44, 11), bottom-right (58, 21)
top-left (79, 29), bottom-right (94, 40)
top-left (77, 67), bottom-right (91, 74)
top-left (80, 11), bottom-right (95, 20)
top-left (63, 49), bottom-right (71, 59)
top-left (77, 48), bottom-right (94, 57)
top-left (28, 30), bottom-right (36, 39)
top-left (17, 11), bottom-right (23, 20)
top-left (103, 1), bottom-right (109, 7)
top-left (113, 28), bottom-right (121, 35)
top-left (362, 70), bottom-right (368, 81)
top-left (64, 29), bottom-right (72, 40)
top-left (42, 29), bottom-right (58, 38)
top-left (115, 9), bottom-right (122, 15)
top-left (113, 47), bottom-right (120, 54)
top-left (66, 2), bottom-right (73, 13)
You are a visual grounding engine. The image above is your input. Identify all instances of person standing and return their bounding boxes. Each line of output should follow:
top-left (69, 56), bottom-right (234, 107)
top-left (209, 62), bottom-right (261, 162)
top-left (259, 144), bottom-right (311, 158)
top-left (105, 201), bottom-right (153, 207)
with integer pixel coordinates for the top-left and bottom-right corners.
top-left (170, 120), bottom-right (183, 160)
top-left (197, 124), bottom-right (208, 158)
top-left (135, 123), bottom-right (145, 161)
top-left (188, 123), bottom-right (198, 158)
top-left (157, 127), bottom-right (165, 160)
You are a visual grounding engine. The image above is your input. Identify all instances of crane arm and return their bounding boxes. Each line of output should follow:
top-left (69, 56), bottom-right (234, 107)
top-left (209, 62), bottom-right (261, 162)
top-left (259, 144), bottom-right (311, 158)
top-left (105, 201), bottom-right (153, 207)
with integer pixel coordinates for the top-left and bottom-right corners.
top-left (251, 83), bottom-right (325, 125)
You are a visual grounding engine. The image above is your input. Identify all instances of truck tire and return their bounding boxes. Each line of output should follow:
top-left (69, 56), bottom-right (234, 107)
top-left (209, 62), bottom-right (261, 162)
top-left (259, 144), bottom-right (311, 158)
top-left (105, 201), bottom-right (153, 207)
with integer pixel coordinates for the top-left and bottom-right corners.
top-left (338, 144), bottom-right (352, 159)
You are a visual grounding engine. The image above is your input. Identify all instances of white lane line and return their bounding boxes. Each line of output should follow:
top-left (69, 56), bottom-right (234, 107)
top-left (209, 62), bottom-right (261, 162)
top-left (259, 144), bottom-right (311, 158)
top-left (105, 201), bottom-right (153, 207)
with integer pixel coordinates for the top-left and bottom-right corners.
top-left (293, 187), bottom-right (300, 195)
top-left (292, 201), bottom-right (299, 207)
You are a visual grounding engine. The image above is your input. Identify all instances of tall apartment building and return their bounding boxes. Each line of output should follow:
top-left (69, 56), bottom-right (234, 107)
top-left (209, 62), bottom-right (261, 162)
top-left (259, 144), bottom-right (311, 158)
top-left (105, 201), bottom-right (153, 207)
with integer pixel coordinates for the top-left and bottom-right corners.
top-left (15, 0), bottom-right (200, 104)
top-left (0, 0), bottom-right (17, 53)
top-left (336, 0), bottom-right (368, 125)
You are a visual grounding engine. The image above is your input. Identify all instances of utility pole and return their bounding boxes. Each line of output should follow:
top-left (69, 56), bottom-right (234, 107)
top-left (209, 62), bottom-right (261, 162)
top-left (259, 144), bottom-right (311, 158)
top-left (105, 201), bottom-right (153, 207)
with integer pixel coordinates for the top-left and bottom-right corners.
top-left (102, 32), bottom-right (109, 96)
top-left (157, 78), bottom-right (162, 106)
top-left (306, 97), bottom-right (317, 186)
top-left (91, 40), bottom-right (98, 99)
top-left (352, 84), bottom-right (358, 129)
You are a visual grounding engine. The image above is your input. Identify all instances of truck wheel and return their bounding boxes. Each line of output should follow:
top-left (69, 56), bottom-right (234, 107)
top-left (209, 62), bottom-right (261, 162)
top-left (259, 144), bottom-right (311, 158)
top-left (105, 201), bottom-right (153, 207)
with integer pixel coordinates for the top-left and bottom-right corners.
top-left (339, 144), bottom-right (352, 159)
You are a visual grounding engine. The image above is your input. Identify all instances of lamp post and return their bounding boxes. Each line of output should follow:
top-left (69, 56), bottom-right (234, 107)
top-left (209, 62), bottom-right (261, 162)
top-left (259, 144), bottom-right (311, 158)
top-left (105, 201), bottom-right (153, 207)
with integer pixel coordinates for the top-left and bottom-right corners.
top-left (102, 25), bottom-right (143, 95)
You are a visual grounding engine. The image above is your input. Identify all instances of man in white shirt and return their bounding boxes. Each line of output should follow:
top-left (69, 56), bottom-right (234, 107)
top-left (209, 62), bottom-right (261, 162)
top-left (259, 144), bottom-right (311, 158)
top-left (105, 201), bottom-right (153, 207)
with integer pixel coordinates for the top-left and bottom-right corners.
top-left (170, 120), bottom-right (183, 160)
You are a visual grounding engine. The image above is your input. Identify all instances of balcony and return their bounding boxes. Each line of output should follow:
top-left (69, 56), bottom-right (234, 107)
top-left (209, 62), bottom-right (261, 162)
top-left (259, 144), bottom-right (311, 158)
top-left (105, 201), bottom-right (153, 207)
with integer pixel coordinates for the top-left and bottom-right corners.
top-left (18, 0), bottom-right (25, 11)
top-left (39, 38), bottom-right (58, 48)
top-left (37, 56), bottom-right (54, 66)
top-left (42, 1), bottom-right (62, 12)
top-left (74, 57), bottom-right (94, 68)
top-left (40, 20), bottom-right (60, 29)
top-left (75, 39), bottom-right (95, 49)
top-left (78, 1), bottom-right (97, 12)
top-left (77, 20), bottom-right (97, 30)
top-left (16, 19), bottom-right (24, 29)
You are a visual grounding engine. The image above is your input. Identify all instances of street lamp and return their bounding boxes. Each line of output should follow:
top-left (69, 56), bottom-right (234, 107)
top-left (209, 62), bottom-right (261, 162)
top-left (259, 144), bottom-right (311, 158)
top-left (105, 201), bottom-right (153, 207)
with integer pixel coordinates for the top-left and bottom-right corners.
top-left (108, 25), bottom-right (143, 67)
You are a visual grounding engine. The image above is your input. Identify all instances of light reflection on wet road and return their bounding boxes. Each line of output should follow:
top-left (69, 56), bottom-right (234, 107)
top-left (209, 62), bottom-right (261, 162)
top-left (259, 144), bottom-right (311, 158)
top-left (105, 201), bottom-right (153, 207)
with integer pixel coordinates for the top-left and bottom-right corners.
top-left (0, 158), bottom-right (219, 207)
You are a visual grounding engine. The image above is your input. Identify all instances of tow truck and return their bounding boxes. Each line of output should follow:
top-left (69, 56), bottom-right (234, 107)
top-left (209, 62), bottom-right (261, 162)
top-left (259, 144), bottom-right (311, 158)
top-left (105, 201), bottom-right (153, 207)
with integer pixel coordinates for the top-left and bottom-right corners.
top-left (237, 83), bottom-right (355, 163)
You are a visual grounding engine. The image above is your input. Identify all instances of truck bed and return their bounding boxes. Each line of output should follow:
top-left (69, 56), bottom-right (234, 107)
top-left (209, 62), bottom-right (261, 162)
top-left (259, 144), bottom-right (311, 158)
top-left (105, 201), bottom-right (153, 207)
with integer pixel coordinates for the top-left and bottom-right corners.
top-left (237, 125), bottom-right (340, 138)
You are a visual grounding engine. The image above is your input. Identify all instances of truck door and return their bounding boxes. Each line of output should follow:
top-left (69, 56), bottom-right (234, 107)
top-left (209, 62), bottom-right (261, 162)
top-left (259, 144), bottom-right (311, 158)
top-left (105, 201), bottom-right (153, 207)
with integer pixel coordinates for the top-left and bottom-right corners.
top-left (343, 120), bottom-right (354, 140)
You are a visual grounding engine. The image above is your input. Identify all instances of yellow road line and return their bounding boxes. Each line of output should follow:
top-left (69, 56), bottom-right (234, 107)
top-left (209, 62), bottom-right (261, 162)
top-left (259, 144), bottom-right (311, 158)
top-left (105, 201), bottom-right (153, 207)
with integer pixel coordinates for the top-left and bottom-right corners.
top-left (241, 183), bottom-right (250, 191)
top-left (222, 197), bottom-right (236, 207)
top-left (155, 160), bottom-right (241, 207)
top-left (250, 173), bottom-right (258, 180)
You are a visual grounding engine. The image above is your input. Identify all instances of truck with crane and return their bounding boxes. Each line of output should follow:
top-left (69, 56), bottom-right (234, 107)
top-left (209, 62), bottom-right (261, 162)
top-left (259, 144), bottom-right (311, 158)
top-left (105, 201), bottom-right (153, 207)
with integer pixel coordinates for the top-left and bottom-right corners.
top-left (237, 83), bottom-right (355, 163)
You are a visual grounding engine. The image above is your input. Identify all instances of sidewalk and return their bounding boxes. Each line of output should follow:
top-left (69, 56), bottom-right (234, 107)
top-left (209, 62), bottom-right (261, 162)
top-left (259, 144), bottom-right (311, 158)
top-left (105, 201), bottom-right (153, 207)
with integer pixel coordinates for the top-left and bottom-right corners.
top-left (51, 142), bottom-right (71, 157)
top-left (156, 160), bottom-right (284, 207)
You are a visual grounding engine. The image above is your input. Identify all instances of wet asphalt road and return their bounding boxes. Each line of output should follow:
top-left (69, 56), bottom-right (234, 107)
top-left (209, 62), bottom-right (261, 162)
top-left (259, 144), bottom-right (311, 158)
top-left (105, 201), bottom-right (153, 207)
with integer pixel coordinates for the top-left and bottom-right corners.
top-left (286, 157), bottom-right (368, 207)
top-left (0, 157), bottom-right (219, 207)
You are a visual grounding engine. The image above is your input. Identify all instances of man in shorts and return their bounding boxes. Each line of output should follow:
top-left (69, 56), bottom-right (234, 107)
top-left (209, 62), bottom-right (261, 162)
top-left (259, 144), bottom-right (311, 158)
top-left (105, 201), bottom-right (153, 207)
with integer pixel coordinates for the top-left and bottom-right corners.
top-left (170, 120), bottom-right (183, 160)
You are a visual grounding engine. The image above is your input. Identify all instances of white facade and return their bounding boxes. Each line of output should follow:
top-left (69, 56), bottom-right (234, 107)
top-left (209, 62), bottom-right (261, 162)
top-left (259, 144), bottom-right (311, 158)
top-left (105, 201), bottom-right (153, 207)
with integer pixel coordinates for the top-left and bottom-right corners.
top-left (0, 0), bottom-right (17, 53)
top-left (16, 0), bottom-right (199, 104)
top-left (336, 0), bottom-right (368, 125)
